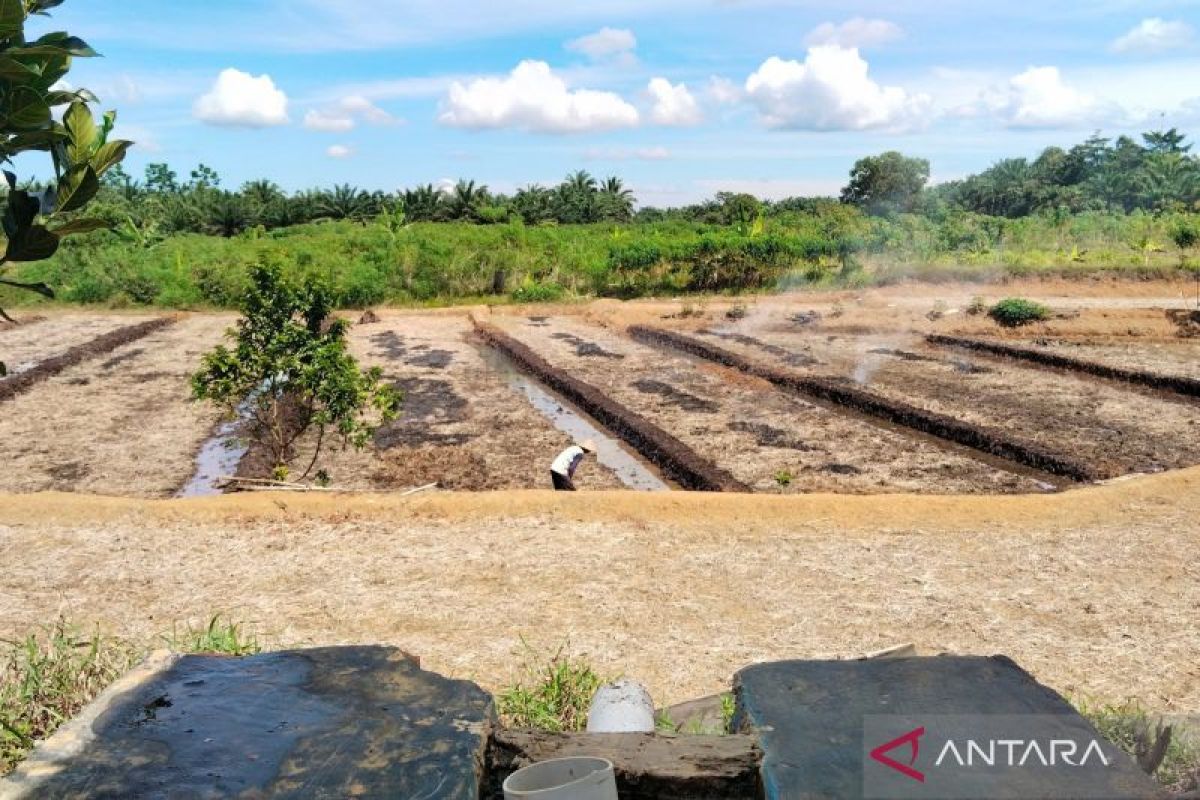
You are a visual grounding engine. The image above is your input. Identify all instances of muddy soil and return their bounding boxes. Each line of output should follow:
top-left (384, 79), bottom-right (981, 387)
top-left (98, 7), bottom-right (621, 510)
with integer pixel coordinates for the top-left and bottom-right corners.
top-left (494, 316), bottom-right (1041, 494)
top-left (0, 313), bottom-right (158, 375)
top-left (287, 313), bottom-right (626, 491)
top-left (698, 323), bottom-right (1200, 479)
top-left (0, 315), bottom-right (233, 496)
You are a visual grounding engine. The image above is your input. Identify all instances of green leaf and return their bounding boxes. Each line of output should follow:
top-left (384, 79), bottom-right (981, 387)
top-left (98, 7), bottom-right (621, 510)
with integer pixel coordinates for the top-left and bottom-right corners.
top-left (55, 164), bottom-right (99, 213)
top-left (46, 89), bottom-right (98, 107)
top-left (90, 139), bottom-right (130, 175)
top-left (0, 56), bottom-right (37, 80)
top-left (18, 32), bottom-right (99, 57)
top-left (4, 224), bottom-right (59, 262)
top-left (64, 100), bottom-right (96, 161)
top-left (2, 189), bottom-right (40, 237)
top-left (4, 86), bottom-right (52, 130)
top-left (4, 127), bottom-right (68, 154)
top-left (0, 0), bottom-right (25, 39)
top-left (51, 217), bottom-right (109, 236)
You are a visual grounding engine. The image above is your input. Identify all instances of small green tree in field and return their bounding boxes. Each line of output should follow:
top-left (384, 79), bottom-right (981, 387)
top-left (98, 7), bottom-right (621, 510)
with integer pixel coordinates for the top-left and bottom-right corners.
top-left (0, 0), bottom-right (132, 374)
top-left (191, 259), bottom-right (401, 481)
top-left (1171, 218), bottom-right (1199, 266)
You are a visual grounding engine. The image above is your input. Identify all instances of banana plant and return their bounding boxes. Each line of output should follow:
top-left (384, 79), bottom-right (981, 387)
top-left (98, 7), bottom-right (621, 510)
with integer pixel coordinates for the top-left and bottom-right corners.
top-left (1, 0), bottom-right (130, 372)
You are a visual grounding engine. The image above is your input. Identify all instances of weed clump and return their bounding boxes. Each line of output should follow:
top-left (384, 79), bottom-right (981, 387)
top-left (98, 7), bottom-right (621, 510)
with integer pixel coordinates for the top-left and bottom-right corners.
top-left (989, 297), bottom-right (1050, 327)
top-left (0, 620), bottom-right (135, 776)
top-left (498, 642), bottom-right (608, 732)
top-left (1078, 698), bottom-right (1200, 794)
top-left (163, 614), bottom-right (262, 656)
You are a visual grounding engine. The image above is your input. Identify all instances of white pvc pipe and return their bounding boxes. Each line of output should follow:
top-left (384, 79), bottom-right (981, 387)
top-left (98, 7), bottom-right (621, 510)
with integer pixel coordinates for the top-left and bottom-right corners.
top-left (502, 756), bottom-right (618, 800)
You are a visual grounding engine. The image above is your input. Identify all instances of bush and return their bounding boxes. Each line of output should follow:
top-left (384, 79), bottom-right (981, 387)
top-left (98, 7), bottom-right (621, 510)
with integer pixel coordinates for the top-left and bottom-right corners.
top-left (989, 297), bottom-right (1050, 327)
top-left (511, 278), bottom-right (565, 303)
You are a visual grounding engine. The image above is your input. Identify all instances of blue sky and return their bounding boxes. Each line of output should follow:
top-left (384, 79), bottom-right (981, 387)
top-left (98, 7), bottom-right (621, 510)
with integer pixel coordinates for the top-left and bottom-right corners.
top-left (29, 0), bottom-right (1200, 205)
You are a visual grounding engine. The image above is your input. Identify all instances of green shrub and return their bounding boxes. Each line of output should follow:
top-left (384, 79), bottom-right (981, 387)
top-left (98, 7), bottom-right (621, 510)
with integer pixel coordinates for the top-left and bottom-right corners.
top-left (163, 614), bottom-right (261, 656)
top-left (511, 279), bottom-right (564, 303)
top-left (989, 297), bottom-right (1050, 327)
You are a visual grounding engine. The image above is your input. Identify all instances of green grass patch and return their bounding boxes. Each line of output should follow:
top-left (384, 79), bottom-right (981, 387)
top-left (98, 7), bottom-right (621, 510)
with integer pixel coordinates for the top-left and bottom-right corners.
top-left (1078, 698), bottom-right (1200, 794)
top-left (497, 641), bottom-right (608, 732)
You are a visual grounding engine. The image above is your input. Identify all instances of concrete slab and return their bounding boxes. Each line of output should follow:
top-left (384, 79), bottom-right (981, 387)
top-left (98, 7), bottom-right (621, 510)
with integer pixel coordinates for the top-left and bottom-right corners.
top-left (1, 646), bottom-right (493, 799)
top-left (733, 655), bottom-right (1162, 800)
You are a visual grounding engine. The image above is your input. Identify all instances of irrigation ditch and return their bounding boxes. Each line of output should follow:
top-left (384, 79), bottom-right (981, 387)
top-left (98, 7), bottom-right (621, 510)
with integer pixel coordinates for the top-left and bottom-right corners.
top-left (0, 317), bottom-right (176, 403)
top-left (474, 321), bottom-right (748, 492)
top-left (629, 326), bottom-right (1102, 483)
top-left (927, 334), bottom-right (1200, 401)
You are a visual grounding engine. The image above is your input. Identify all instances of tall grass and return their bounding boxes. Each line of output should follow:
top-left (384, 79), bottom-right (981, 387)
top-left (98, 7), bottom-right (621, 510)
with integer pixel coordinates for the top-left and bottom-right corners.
top-left (0, 614), bottom-right (262, 776)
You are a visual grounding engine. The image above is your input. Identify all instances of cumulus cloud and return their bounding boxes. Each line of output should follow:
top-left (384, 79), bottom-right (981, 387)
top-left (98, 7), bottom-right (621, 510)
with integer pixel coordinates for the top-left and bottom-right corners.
top-left (647, 78), bottom-right (702, 126)
top-left (1111, 18), bottom-right (1195, 54)
top-left (193, 68), bottom-right (289, 127)
top-left (304, 94), bottom-right (396, 132)
top-left (565, 27), bottom-right (637, 61)
top-left (744, 45), bottom-right (930, 131)
top-left (326, 144), bottom-right (353, 158)
top-left (806, 17), bottom-right (904, 48)
top-left (707, 76), bottom-right (742, 105)
top-left (438, 60), bottom-right (639, 134)
top-left (991, 66), bottom-right (1103, 128)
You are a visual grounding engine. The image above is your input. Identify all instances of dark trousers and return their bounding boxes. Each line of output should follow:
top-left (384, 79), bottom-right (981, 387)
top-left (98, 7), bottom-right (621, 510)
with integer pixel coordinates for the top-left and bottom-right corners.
top-left (551, 471), bottom-right (576, 491)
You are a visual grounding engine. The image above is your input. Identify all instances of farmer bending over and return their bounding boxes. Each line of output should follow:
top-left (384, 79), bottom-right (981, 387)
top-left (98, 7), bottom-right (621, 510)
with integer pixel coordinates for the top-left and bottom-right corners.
top-left (550, 440), bottom-right (596, 491)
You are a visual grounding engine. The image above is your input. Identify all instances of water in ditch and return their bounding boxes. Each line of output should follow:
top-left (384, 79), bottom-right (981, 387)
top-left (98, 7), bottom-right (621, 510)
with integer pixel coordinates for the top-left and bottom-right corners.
top-left (476, 344), bottom-right (672, 491)
top-left (176, 405), bottom-right (252, 498)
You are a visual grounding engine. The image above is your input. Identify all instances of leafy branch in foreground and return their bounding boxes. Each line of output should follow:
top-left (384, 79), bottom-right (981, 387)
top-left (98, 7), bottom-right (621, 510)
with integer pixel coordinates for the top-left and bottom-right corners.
top-left (0, 0), bottom-right (132, 373)
top-left (191, 258), bottom-right (402, 480)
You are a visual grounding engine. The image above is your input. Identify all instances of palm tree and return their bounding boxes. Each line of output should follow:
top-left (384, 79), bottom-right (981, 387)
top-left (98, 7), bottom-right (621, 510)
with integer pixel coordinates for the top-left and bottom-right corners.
top-left (599, 176), bottom-right (634, 221)
top-left (447, 179), bottom-right (488, 221)
top-left (556, 170), bottom-right (599, 223)
top-left (317, 184), bottom-right (372, 221)
top-left (402, 184), bottom-right (443, 222)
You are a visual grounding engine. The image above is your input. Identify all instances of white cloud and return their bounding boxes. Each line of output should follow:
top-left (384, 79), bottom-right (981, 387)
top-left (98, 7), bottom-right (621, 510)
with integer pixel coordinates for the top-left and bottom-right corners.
top-left (326, 144), bottom-right (353, 158)
top-left (647, 78), bottom-right (702, 126)
top-left (438, 60), bottom-right (639, 134)
top-left (806, 17), bottom-right (904, 48)
top-left (707, 76), bottom-right (742, 105)
top-left (565, 27), bottom-right (637, 60)
top-left (1111, 18), bottom-right (1195, 54)
top-left (304, 95), bottom-right (397, 132)
top-left (744, 46), bottom-right (931, 131)
top-left (193, 68), bottom-right (289, 127)
top-left (304, 109), bottom-right (355, 132)
top-left (991, 66), bottom-right (1103, 128)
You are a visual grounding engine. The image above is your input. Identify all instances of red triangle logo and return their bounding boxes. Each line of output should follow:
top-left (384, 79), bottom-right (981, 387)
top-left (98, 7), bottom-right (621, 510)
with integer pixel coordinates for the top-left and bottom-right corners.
top-left (870, 726), bottom-right (926, 783)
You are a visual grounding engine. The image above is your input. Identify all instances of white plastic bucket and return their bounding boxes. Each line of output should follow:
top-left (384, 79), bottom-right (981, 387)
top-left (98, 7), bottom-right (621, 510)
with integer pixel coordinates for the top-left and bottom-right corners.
top-left (502, 756), bottom-right (618, 800)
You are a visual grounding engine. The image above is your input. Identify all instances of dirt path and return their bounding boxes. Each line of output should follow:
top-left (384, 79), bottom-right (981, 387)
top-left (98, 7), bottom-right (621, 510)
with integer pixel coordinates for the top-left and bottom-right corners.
top-left (2, 468), bottom-right (1198, 711)
top-left (0, 314), bottom-right (231, 496)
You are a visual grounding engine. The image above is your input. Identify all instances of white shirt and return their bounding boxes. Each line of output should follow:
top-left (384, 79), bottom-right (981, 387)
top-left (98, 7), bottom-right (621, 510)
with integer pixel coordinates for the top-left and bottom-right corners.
top-left (551, 445), bottom-right (586, 477)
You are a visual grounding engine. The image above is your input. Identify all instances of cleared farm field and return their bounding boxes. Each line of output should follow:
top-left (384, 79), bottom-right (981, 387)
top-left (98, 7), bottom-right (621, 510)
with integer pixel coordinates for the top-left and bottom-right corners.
top-left (2, 303), bottom-right (1197, 498)
top-left (492, 315), bottom-right (1041, 494)
top-left (283, 312), bottom-right (627, 491)
top-left (677, 321), bottom-right (1200, 480)
top-left (0, 313), bottom-right (158, 375)
top-left (0, 314), bottom-right (232, 496)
